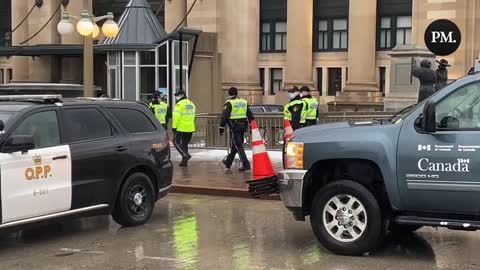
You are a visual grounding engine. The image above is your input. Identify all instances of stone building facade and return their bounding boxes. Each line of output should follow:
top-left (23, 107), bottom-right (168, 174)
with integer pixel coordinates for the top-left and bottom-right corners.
top-left (1, 0), bottom-right (480, 111)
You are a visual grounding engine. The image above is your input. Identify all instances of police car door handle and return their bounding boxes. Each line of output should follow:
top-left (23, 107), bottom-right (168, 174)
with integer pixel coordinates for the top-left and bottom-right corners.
top-left (115, 146), bottom-right (128, 152)
top-left (52, 155), bottom-right (68, 160)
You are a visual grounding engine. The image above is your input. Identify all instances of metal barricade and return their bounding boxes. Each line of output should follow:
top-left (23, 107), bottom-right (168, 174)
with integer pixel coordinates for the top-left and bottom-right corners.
top-left (190, 111), bottom-right (393, 149)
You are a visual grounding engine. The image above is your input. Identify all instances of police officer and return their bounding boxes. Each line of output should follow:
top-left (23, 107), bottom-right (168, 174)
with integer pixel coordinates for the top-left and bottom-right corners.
top-left (149, 91), bottom-right (171, 130)
top-left (172, 90), bottom-right (196, 167)
top-left (219, 87), bottom-right (254, 172)
top-left (300, 86), bottom-right (318, 127)
top-left (284, 86), bottom-right (305, 130)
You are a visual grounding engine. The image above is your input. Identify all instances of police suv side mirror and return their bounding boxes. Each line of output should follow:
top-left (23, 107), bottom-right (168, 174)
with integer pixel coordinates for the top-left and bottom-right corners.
top-left (2, 135), bottom-right (35, 154)
top-left (422, 100), bottom-right (437, 133)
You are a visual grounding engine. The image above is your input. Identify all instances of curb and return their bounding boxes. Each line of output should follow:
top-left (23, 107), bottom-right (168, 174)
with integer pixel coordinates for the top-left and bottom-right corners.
top-left (171, 184), bottom-right (280, 200)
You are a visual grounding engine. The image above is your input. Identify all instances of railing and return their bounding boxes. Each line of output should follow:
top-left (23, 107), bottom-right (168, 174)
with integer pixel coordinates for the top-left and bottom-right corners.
top-left (189, 111), bottom-right (394, 150)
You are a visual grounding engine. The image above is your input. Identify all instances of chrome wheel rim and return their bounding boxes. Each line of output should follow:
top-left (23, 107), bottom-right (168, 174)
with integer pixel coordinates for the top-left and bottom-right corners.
top-left (323, 194), bottom-right (367, 242)
top-left (128, 184), bottom-right (150, 217)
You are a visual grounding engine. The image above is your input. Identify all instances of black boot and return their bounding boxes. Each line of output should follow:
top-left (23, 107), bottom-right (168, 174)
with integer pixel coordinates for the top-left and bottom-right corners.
top-left (238, 166), bottom-right (251, 172)
top-left (179, 157), bottom-right (187, 167)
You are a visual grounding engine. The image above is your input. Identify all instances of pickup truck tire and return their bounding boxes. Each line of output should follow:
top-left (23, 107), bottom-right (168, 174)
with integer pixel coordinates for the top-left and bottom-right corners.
top-left (310, 180), bottom-right (386, 256)
top-left (389, 224), bottom-right (422, 234)
top-left (112, 172), bottom-right (156, 227)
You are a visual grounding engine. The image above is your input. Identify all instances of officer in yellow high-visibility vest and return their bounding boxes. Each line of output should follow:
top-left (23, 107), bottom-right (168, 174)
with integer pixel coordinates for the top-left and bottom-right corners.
top-left (284, 86), bottom-right (305, 130)
top-left (219, 87), bottom-right (255, 172)
top-left (149, 91), bottom-right (171, 130)
top-left (172, 90), bottom-right (196, 167)
top-left (300, 86), bottom-right (318, 127)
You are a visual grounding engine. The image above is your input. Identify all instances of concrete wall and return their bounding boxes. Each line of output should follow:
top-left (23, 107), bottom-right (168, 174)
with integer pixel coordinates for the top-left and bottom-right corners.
top-left (188, 33), bottom-right (223, 113)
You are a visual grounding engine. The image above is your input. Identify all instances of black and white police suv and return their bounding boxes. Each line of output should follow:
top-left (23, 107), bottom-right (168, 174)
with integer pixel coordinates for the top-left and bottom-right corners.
top-left (0, 95), bottom-right (172, 231)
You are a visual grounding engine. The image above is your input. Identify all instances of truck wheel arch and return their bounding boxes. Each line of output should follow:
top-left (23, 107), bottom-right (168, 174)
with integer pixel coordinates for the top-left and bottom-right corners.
top-left (303, 159), bottom-right (391, 217)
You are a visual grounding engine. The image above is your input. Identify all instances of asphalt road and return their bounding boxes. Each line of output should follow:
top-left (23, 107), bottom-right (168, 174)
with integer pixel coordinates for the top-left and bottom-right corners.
top-left (1, 194), bottom-right (480, 270)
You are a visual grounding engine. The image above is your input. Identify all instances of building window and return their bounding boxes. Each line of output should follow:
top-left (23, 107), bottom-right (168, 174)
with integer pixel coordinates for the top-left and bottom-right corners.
top-left (259, 68), bottom-right (265, 94)
top-left (6, 69), bottom-right (11, 84)
top-left (377, 15), bottom-right (412, 49)
top-left (317, 20), bottom-right (328, 50)
top-left (328, 68), bottom-right (342, 96)
top-left (332, 19), bottom-right (348, 49)
top-left (314, 18), bottom-right (348, 51)
top-left (0, 69), bottom-right (3, 84)
top-left (316, 68), bottom-right (323, 96)
top-left (274, 22), bottom-right (287, 51)
top-left (260, 0), bottom-right (287, 53)
top-left (260, 21), bottom-right (287, 52)
top-left (379, 67), bottom-right (386, 96)
top-left (261, 23), bottom-right (271, 51)
top-left (379, 17), bottom-right (391, 49)
top-left (270, 68), bottom-right (283, 95)
top-left (396, 16), bottom-right (412, 46)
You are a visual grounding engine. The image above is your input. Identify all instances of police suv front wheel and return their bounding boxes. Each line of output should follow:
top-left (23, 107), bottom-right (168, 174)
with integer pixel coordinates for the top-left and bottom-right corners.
top-left (112, 172), bottom-right (155, 227)
top-left (310, 180), bottom-right (386, 256)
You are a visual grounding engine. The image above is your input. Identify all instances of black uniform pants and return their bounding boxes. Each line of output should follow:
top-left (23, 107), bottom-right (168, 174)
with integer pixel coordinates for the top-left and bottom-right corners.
top-left (225, 130), bottom-right (250, 169)
top-left (174, 131), bottom-right (192, 160)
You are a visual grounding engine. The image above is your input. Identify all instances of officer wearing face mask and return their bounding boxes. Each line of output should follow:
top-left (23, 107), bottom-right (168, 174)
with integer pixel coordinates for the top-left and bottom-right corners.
top-left (284, 86), bottom-right (305, 130)
top-left (172, 90), bottom-right (196, 167)
top-left (219, 87), bottom-right (255, 172)
top-left (149, 91), bottom-right (171, 130)
top-left (300, 86), bottom-right (318, 127)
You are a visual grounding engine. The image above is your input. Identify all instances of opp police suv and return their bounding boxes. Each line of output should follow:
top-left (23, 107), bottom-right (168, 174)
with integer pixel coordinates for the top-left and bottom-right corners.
top-left (0, 95), bottom-right (172, 231)
top-left (279, 73), bottom-right (480, 255)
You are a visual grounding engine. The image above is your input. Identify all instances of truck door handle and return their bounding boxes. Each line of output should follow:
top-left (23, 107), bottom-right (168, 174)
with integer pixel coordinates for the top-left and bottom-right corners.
top-left (115, 146), bottom-right (128, 152)
top-left (52, 155), bottom-right (68, 160)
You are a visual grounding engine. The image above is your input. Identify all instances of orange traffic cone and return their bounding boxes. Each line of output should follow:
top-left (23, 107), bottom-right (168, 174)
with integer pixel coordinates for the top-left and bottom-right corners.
top-left (251, 120), bottom-right (275, 180)
top-left (246, 120), bottom-right (279, 198)
top-left (284, 119), bottom-right (293, 142)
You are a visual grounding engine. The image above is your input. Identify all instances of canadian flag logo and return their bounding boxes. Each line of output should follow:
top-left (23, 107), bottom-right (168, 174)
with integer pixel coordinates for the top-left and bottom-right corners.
top-left (418, 144), bottom-right (431, 151)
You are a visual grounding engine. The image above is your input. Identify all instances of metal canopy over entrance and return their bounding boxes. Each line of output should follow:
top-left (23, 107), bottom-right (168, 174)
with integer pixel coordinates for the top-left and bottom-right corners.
top-left (100, 0), bottom-right (201, 105)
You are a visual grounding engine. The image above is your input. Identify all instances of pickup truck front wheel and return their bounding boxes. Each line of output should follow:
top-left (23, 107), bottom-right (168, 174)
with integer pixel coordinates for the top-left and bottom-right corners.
top-left (310, 180), bottom-right (386, 256)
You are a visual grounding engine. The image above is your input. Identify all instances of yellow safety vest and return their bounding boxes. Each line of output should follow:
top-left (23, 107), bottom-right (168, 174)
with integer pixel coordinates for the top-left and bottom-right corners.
top-left (303, 97), bottom-right (318, 120)
top-left (284, 99), bottom-right (306, 123)
top-left (173, 98), bottom-right (196, 132)
top-left (227, 98), bottom-right (248, 119)
top-left (149, 101), bottom-right (169, 124)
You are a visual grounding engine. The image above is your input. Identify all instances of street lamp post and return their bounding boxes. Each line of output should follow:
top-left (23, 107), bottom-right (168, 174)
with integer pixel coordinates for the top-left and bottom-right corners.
top-left (57, 2), bottom-right (119, 97)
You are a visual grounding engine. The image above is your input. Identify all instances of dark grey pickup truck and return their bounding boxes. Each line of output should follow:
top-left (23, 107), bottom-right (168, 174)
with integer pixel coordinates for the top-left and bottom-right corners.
top-left (279, 73), bottom-right (480, 255)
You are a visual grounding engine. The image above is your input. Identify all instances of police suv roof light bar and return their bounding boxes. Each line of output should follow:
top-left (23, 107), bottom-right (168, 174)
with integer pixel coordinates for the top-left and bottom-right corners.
top-left (0, 95), bottom-right (63, 103)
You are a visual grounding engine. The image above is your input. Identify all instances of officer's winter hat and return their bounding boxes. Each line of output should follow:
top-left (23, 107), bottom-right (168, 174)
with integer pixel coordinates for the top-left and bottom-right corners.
top-left (300, 86), bottom-right (310, 93)
top-left (228, 87), bottom-right (238, 96)
top-left (174, 89), bottom-right (186, 96)
top-left (288, 86), bottom-right (299, 93)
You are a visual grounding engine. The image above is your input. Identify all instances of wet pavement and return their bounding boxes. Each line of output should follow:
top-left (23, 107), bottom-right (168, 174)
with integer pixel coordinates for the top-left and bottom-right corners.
top-left (172, 149), bottom-right (283, 190)
top-left (1, 194), bottom-right (480, 270)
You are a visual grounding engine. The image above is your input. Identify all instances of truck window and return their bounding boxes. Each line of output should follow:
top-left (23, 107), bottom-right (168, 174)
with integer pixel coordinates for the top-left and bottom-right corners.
top-left (63, 108), bottom-right (113, 143)
top-left (108, 108), bottom-right (156, 133)
top-left (12, 111), bottom-right (60, 149)
top-left (436, 82), bottom-right (480, 129)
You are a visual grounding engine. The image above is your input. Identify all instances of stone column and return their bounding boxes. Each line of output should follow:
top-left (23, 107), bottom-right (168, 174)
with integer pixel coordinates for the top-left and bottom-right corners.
top-left (165, 0), bottom-right (187, 33)
top-left (11, 0), bottom-right (29, 82)
top-left (60, 0), bottom-right (85, 84)
top-left (343, 0), bottom-right (378, 94)
top-left (221, 0), bottom-right (262, 103)
top-left (27, 0), bottom-right (61, 82)
top-left (284, 0), bottom-right (314, 90)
